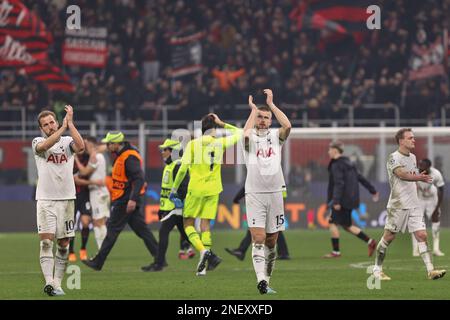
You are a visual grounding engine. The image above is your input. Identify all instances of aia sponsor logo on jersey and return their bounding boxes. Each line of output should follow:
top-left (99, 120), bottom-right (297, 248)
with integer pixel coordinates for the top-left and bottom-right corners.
top-left (47, 153), bottom-right (68, 164)
top-left (256, 147), bottom-right (275, 158)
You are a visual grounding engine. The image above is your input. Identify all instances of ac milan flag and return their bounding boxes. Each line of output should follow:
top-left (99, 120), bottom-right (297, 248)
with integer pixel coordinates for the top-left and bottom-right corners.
top-left (170, 31), bottom-right (205, 78)
top-left (289, 0), bottom-right (373, 49)
top-left (0, 0), bottom-right (74, 92)
top-left (408, 35), bottom-right (446, 81)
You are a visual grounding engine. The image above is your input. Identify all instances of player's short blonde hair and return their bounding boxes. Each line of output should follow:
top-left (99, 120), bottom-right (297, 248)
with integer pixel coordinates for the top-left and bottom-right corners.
top-left (37, 110), bottom-right (57, 128)
top-left (257, 105), bottom-right (271, 113)
top-left (395, 128), bottom-right (412, 144)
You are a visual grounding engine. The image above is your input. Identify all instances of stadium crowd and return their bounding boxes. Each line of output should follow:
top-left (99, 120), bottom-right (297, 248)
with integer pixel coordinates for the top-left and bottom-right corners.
top-left (1, 0), bottom-right (449, 124)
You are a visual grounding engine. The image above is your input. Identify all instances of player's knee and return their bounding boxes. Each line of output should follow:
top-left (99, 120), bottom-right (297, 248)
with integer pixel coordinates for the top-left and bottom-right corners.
top-left (342, 225), bottom-right (351, 232)
top-left (415, 231), bottom-right (427, 242)
top-left (40, 239), bottom-right (53, 254)
top-left (183, 218), bottom-right (195, 229)
top-left (57, 243), bottom-right (69, 256)
top-left (265, 239), bottom-right (276, 248)
top-left (252, 234), bottom-right (266, 244)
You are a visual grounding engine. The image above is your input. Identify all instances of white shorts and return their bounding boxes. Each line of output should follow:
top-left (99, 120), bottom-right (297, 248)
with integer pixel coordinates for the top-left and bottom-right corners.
top-left (245, 192), bottom-right (285, 234)
top-left (420, 199), bottom-right (439, 220)
top-left (89, 189), bottom-right (110, 220)
top-left (385, 207), bottom-right (426, 234)
top-left (37, 200), bottom-right (75, 239)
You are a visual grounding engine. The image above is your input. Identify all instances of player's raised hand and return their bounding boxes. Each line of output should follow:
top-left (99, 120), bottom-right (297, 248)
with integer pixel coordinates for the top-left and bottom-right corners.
top-left (248, 95), bottom-right (257, 110)
top-left (62, 116), bottom-right (69, 129)
top-left (264, 89), bottom-right (274, 106)
top-left (64, 105), bottom-right (73, 123)
top-left (209, 113), bottom-right (225, 127)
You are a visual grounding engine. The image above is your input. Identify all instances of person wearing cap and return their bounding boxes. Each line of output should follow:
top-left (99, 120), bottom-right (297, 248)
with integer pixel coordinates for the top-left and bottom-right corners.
top-left (142, 139), bottom-right (194, 272)
top-left (324, 140), bottom-right (379, 258)
top-left (82, 131), bottom-right (158, 271)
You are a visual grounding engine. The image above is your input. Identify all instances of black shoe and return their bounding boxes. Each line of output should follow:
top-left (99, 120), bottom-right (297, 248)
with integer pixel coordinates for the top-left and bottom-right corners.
top-left (257, 280), bottom-right (268, 295)
top-left (82, 259), bottom-right (102, 271)
top-left (141, 263), bottom-right (165, 272)
top-left (225, 248), bottom-right (245, 261)
top-left (43, 284), bottom-right (55, 296)
top-left (197, 250), bottom-right (212, 273)
top-left (278, 255), bottom-right (291, 260)
top-left (207, 252), bottom-right (222, 271)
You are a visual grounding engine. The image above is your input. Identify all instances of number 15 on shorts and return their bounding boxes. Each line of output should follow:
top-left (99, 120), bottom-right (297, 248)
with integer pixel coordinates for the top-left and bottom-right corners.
top-left (276, 214), bottom-right (285, 227)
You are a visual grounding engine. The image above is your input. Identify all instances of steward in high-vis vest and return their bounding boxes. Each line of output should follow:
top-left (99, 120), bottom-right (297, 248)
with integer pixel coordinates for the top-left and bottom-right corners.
top-left (82, 131), bottom-right (158, 271)
top-left (142, 139), bottom-right (193, 272)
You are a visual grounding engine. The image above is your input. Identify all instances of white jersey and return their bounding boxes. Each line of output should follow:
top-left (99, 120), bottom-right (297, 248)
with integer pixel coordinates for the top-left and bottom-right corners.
top-left (33, 136), bottom-right (76, 200)
top-left (417, 167), bottom-right (445, 200)
top-left (386, 150), bottom-right (420, 210)
top-left (244, 128), bottom-right (286, 193)
top-left (88, 153), bottom-right (109, 195)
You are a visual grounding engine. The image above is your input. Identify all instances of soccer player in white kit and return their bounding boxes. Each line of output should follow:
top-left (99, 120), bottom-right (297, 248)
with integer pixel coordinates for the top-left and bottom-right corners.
top-left (33, 106), bottom-right (85, 296)
top-left (372, 128), bottom-right (446, 281)
top-left (74, 136), bottom-right (110, 249)
top-left (412, 158), bottom-right (445, 256)
top-left (243, 89), bottom-right (291, 294)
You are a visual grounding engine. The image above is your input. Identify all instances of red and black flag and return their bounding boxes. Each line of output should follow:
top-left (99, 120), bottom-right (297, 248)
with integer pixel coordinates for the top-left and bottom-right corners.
top-left (0, 0), bottom-right (73, 92)
top-left (0, 0), bottom-right (52, 60)
top-left (23, 62), bottom-right (75, 92)
top-left (289, 0), bottom-right (374, 50)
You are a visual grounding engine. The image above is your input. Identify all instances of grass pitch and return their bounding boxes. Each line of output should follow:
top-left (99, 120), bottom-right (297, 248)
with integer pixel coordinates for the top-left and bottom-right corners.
top-left (0, 229), bottom-right (449, 300)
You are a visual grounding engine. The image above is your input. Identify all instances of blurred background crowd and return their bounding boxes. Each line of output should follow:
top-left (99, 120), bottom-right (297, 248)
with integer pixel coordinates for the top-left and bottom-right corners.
top-left (1, 0), bottom-right (449, 125)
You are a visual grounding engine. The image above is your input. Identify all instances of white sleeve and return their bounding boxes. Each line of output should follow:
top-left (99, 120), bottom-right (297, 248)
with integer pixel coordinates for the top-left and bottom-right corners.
top-left (276, 128), bottom-right (285, 146)
top-left (32, 137), bottom-right (45, 157)
top-left (387, 153), bottom-right (402, 174)
top-left (90, 153), bottom-right (104, 169)
top-left (65, 137), bottom-right (75, 156)
top-left (434, 170), bottom-right (445, 188)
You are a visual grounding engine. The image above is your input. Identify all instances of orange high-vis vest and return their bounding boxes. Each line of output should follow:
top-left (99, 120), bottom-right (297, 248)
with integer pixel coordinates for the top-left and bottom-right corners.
top-left (111, 149), bottom-right (146, 201)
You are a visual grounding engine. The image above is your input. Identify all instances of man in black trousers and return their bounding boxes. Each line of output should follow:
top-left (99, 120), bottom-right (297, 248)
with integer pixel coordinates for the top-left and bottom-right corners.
top-left (323, 140), bottom-right (379, 258)
top-left (141, 139), bottom-right (196, 272)
top-left (225, 185), bottom-right (290, 261)
top-left (82, 131), bottom-right (158, 270)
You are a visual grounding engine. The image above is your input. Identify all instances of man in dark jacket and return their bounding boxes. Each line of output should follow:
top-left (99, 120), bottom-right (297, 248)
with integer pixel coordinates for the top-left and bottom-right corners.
top-left (82, 131), bottom-right (158, 270)
top-left (323, 141), bottom-right (379, 258)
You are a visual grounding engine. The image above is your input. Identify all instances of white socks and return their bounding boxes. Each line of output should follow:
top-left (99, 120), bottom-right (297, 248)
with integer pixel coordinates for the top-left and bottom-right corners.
top-left (54, 244), bottom-right (69, 288)
top-left (39, 239), bottom-right (54, 285)
top-left (375, 238), bottom-right (389, 268)
top-left (418, 241), bottom-right (434, 273)
top-left (432, 222), bottom-right (440, 252)
top-left (252, 243), bottom-right (266, 283)
top-left (412, 236), bottom-right (419, 255)
top-left (94, 225), bottom-right (107, 249)
top-left (264, 245), bottom-right (276, 285)
top-left (252, 244), bottom-right (277, 284)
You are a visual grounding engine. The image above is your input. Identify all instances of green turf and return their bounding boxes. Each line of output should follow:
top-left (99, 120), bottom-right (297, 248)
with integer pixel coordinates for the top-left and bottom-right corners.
top-left (0, 228), bottom-right (449, 299)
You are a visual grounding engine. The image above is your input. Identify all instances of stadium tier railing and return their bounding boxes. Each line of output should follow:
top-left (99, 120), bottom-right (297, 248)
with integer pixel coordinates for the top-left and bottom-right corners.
top-left (286, 126), bottom-right (450, 184)
top-left (3, 103), bottom-right (450, 141)
top-left (2, 115), bottom-right (450, 187)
